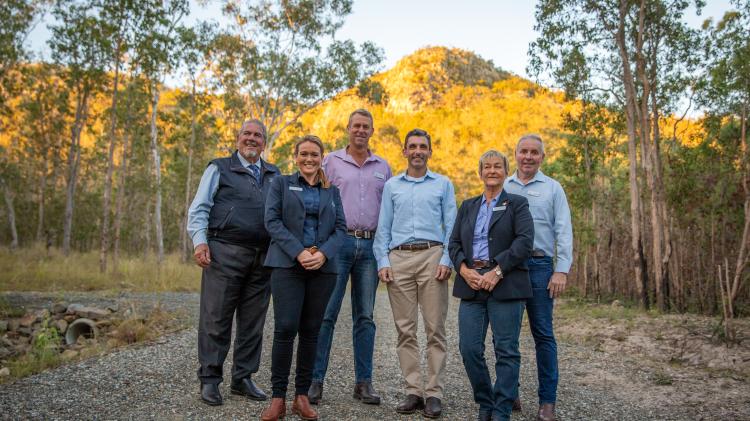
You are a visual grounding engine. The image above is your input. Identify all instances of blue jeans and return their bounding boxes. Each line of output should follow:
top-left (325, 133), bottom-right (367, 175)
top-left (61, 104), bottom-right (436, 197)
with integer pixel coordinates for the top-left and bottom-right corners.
top-left (312, 235), bottom-right (379, 383)
top-left (524, 256), bottom-right (558, 404)
top-left (459, 298), bottom-right (524, 421)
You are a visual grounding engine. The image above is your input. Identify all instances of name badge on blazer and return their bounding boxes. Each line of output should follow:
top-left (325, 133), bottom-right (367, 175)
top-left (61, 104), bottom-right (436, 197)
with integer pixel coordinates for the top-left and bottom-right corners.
top-left (289, 186), bottom-right (303, 191)
top-left (373, 171), bottom-right (385, 180)
top-left (493, 206), bottom-right (506, 211)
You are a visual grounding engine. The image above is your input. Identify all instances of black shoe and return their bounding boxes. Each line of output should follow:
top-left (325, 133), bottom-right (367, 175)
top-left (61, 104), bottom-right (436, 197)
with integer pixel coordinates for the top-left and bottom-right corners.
top-left (512, 397), bottom-right (522, 411)
top-left (230, 377), bottom-right (268, 401)
top-left (396, 394), bottom-right (424, 414)
top-left (423, 397), bottom-right (442, 418)
top-left (477, 411), bottom-right (492, 421)
top-left (353, 382), bottom-right (381, 405)
top-left (308, 381), bottom-right (323, 405)
top-left (200, 383), bottom-right (223, 406)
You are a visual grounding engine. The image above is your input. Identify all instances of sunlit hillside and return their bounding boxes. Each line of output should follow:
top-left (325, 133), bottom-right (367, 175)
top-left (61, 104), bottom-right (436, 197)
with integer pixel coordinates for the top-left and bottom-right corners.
top-left (272, 47), bottom-right (580, 200)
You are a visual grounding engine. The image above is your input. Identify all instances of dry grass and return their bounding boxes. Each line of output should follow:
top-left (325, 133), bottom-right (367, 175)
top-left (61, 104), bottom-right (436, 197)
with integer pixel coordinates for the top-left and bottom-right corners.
top-left (0, 246), bottom-right (200, 293)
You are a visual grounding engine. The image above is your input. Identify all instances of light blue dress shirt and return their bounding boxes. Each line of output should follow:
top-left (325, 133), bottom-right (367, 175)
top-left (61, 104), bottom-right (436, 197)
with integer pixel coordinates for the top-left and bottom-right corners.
top-left (373, 170), bottom-right (457, 270)
top-left (504, 170), bottom-right (573, 273)
top-left (187, 153), bottom-right (262, 247)
top-left (472, 191), bottom-right (503, 260)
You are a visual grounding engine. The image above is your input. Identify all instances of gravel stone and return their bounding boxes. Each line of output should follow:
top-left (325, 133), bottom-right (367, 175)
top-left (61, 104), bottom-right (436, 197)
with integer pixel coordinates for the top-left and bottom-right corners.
top-left (0, 290), bottom-right (745, 420)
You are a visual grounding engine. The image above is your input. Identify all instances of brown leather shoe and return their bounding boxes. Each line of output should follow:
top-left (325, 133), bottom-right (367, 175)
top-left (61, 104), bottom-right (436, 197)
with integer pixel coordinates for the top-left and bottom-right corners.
top-left (308, 381), bottom-right (323, 405)
top-left (512, 398), bottom-right (522, 411)
top-left (260, 397), bottom-right (286, 421)
top-left (396, 394), bottom-right (425, 414)
top-left (292, 394), bottom-right (318, 420)
top-left (353, 382), bottom-right (381, 405)
top-left (537, 403), bottom-right (556, 421)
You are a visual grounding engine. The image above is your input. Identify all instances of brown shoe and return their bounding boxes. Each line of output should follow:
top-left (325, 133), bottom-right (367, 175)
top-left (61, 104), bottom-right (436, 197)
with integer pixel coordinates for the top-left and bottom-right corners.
top-left (537, 403), bottom-right (556, 421)
top-left (292, 394), bottom-right (318, 420)
top-left (260, 397), bottom-right (286, 421)
top-left (512, 398), bottom-right (522, 411)
top-left (396, 394), bottom-right (424, 414)
top-left (353, 382), bottom-right (381, 405)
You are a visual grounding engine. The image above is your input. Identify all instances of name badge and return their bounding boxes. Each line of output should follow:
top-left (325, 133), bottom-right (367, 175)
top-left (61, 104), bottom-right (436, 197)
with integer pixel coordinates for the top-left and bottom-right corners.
top-left (493, 206), bottom-right (506, 211)
top-left (289, 186), bottom-right (303, 191)
top-left (527, 190), bottom-right (541, 197)
top-left (373, 171), bottom-right (385, 180)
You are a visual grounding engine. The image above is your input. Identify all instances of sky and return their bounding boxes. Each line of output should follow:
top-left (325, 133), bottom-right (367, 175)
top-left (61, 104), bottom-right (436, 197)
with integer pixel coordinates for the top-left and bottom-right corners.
top-left (28, 0), bottom-right (735, 81)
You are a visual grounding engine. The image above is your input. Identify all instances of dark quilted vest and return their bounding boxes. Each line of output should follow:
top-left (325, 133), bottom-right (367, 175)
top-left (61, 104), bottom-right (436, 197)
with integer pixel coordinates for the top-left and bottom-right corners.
top-left (207, 151), bottom-right (280, 247)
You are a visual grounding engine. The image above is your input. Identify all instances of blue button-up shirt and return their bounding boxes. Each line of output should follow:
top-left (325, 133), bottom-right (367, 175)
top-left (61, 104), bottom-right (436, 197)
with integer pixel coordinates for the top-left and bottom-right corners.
top-left (373, 170), bottom-right (457, 270)
top-left (300, 175), bottom-right (321, 247)
top-left (472, 190), bottom-right (505, 260)
top-left (504, 170), bottom-right (573, 273)
top-left (187, 153), bottom-right (262, 247)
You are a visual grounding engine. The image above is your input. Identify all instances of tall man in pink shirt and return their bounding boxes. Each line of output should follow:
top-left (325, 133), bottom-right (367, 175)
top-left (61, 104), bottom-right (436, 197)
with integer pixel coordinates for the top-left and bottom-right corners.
top-left (308, 109), bottom-right (392, 405)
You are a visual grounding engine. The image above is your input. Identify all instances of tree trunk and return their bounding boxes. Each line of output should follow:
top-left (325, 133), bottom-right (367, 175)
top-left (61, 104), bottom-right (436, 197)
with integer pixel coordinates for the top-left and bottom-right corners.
top-left (36, 158), bottom-right (47, 243)
top-left (62, 88), bottom-right (90, 255)
top-left (616, 0), bottom-right (649, 308)
top-left (149, 83), bottom-right (164, 264)
top-left (181, 77), bottom-right (197, 262)
top-left (0, 177), bottom-right (18, 249)
top-left (100, 40), bottom-right (122, 273)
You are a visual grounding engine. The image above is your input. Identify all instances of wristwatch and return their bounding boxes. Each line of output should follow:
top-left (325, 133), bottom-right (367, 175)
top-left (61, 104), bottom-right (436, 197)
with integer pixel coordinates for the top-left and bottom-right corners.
top-left (494, 265), bottom-right (503, 278)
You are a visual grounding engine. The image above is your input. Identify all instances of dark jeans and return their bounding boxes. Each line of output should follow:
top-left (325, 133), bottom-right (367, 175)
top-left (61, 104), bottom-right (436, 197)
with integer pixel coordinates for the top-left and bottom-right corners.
top-left (459, 297), bottom-right (524, 421)
top-left (270, 265), bottom-right (336, 398)
top-left (197, 240), bottom-right (270, 384)
top-left (313, 235), bottom-right (379, 384)
top-left (524, 256), bottom-right (558, 404)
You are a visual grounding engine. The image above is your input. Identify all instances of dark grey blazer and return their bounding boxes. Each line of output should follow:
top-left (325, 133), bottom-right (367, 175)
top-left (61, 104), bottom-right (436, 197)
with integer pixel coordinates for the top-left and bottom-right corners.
top-left (263, 172), bottom-right (346, 273)
top-left (448, 191), bottom-right (534, 301)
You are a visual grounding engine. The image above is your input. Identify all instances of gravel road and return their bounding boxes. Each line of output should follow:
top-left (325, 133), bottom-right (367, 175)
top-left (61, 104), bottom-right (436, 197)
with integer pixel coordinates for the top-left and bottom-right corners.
top-left (0, 291), bottom-right (726, 420)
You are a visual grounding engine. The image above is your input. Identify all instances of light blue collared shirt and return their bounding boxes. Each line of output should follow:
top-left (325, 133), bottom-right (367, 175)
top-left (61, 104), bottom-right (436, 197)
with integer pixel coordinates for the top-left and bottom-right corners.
top-left (187, 153), bottom-right (262, 247)
top-left (504, 169), bottom-right (573, 273)
top-left (373, 169), bottom-right (457, 270)
top-left (472, 190), bottom-right (504, 260)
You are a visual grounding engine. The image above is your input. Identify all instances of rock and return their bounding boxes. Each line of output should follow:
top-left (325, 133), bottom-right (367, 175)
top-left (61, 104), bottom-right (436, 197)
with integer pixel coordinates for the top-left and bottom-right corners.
top-left (67, 303), bottom-right (85, 314)
top-left (611, 299), bottom-right (623, 308)
top-left (36, 309), bottom-right (51, 321)
top-left (17, 327), bottom-right (32, 336)
top-left (0, 367), bottom-right (9, 377)
top-left (106, 303), bottom-right (119, 313)
top-left (63, 315), bottom-right (76, 323)
top-left (84, 308), bottom-right (111, 320)
top-left (52, 302), bottom-right (68, 314)
top-left (1, 337), bottom-right (13, 347)
top-left (0, 320), bottom-right (7, 333)
top-left (18, 313), bottom-right (37, 328)
top-left (8, 319), bottom-right (19, 332)
top-left (0, 347), bottom-right (13, 359)
top-left (61, 349), bottom-right (79, 360)
top-left (55, 319), bottom-right (68, 334)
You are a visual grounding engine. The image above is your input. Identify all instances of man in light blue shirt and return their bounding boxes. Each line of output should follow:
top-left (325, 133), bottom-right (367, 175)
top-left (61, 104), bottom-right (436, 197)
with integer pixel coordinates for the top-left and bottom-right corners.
top-left (503, 134), bottom-right (573, 421)
top-left (373, 128), bottom-right (457, 418)
top-left (187, 119), bottom-right (280, 407)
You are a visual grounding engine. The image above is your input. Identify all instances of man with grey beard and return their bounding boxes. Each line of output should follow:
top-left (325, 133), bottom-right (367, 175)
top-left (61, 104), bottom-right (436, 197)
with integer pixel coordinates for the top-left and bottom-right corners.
top-left (188, 119), bottom-right (281, 406)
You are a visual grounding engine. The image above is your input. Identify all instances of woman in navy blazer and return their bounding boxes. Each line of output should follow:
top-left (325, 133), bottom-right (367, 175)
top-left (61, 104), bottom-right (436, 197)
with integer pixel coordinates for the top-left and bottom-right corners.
top-left (261, 135), bottom-right (346, 421)
top-left (448, 150), bottom-right (534, 421)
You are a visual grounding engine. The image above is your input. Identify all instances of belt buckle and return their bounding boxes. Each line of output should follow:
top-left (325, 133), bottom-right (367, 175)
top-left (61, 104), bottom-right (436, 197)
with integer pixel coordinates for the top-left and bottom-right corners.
top-left (353, 230), bottom-right (364, 239)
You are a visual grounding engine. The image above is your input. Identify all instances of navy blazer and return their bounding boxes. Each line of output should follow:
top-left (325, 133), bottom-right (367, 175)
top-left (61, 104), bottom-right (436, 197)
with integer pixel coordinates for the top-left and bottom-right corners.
top-left (448, 191), bottom-right (534, 301)
top-left (264, 173), bottom-right (347, 273)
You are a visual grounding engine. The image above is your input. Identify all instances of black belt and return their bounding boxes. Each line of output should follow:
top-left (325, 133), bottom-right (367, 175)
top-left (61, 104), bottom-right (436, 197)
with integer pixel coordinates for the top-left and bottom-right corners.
top-left (347, 229), bottom-right (374, 239)
top-left (393, 241), bottom-right (442, 251)
top-left (472, 259), bottom-right (491, 269)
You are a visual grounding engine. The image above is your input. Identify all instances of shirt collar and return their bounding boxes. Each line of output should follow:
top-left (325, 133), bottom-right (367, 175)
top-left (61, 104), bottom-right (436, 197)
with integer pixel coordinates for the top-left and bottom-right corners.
top-left (296, 171), bottom-right (322, 187)
top-left (481, 189), bottom-right (504, 206)
top-left (332, 147), bottom-right (382, 165)
top-left (399, 169), bottom-right (436, 182)
top-left (237, 152), bottom-right (262, 170)
top-left (508, 169), bottom-right (546, 186)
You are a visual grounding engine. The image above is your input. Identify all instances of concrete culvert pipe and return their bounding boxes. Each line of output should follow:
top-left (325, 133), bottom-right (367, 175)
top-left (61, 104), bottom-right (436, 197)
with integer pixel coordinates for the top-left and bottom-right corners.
top-left (65, 318), bottom-right (98, 345)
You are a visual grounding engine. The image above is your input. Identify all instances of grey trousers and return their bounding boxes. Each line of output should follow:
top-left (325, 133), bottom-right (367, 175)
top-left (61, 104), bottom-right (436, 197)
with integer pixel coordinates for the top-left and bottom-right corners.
top-left (197, 240), bottom-right (271, 384)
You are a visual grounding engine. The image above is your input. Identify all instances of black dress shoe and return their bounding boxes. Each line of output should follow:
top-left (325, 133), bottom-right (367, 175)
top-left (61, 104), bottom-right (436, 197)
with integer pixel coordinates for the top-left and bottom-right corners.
top-left (423, 397), bottom-right (442, 418)
top-left (353, 382), bottom-right (381, 405)
top-left (200, 383), bottom-right (223, 406)
top-left (230, 377), bottom-right (268, 401)
top-left (396, 394), bottom-right (424, 414)
top-left (308, 381), bottom-right (323, 405)
top-left (477, 411), bottom-right (492, 421)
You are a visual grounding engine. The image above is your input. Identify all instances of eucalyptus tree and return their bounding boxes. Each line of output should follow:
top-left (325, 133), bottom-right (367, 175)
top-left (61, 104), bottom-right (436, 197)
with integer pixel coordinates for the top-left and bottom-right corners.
top-left (48, 0), bottom-right (109, 255)
top-left (132, 0), bottom-right (189, 263)
top-left (530, 0), bottom-right (704, 309)
top-left (213, 0), bottom-right (383, 152)
top-left (0, 0), bottom-right (46, 109)
top-left (701, 0), bottom-right (750, 335)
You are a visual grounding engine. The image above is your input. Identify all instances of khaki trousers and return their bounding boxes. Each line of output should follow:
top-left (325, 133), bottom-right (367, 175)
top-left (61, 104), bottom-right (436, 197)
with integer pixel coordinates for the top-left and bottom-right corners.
top-left (387, 246), bottom-right (449, 399)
